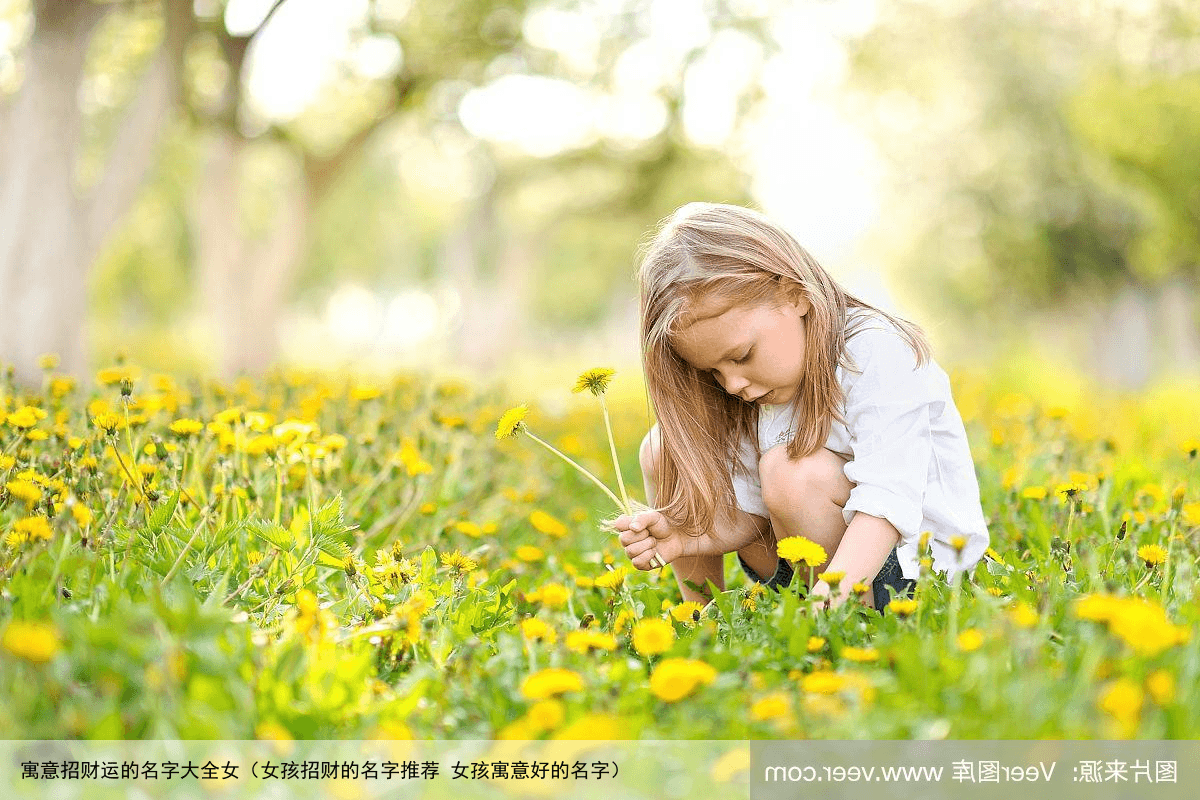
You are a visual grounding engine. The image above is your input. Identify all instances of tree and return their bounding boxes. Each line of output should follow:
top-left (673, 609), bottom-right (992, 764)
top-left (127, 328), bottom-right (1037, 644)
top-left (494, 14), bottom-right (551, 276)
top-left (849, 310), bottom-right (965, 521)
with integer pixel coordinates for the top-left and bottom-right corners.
top-left (0, 0), bottom-right (190, 386)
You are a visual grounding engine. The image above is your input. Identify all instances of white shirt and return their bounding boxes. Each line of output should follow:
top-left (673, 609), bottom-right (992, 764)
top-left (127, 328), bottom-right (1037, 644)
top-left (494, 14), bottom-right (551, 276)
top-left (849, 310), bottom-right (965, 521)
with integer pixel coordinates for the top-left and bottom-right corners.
top-left (731, 310), bottom-right (990, 580)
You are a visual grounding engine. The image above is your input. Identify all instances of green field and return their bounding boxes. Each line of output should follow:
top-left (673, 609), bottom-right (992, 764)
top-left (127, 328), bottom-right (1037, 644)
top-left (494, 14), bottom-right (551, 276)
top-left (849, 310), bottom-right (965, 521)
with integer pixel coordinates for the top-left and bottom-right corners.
top-left (2, 361), bottom-right (1199, 740)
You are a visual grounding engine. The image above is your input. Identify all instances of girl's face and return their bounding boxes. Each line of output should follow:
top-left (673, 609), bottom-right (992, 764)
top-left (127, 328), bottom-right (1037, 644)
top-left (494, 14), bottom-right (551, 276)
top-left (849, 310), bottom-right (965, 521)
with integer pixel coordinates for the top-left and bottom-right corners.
top-left (672, 293), bottom-right (811, 406)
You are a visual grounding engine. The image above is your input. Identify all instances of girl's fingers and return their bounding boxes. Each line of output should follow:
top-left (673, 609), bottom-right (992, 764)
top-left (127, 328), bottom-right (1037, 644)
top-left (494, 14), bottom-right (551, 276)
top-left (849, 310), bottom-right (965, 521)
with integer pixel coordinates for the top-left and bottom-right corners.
top-left (631, 510), bottom-right (664, 534)
top-left (623, 537), bottom-right (656, 561)
top-left (613, 514), bottom-right (632, 531)
top-left (618, 529), bottom-right (650, 547)
top-left (631, 548), bottom-right (662, 571)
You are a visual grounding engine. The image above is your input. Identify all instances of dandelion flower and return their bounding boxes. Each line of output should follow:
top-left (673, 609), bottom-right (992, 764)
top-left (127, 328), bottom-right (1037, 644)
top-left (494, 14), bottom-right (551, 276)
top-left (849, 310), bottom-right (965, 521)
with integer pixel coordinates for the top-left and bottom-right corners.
top-left (5, 406), bottom-right (46, 429)
top-left (440, 551), bottom-right (477, 574)
top-left (840, 646), bottom-right (879, 663)
top-left (806, 636), bottom-right (826, 653)
top-left (888, 598), bottom-right (918, 617)
top-left (536, 583), bottom-right (570, 609)
top-left (529, 510), bottom-right (568, 538)
top-left (749, 693), bottom-right (791, 722)
top-left (91, 413), bottom-right (121, 434)
top-left (816, 570), bottom-right (845, 587)
top-left (520, 618), bottom-right (556, 644)
top-left (776, 536), bottom-right (826, 567)
top-left (1, 620), bottom-right (61, 663)
top-left (1146, 670), bottom-right (1175, 706)
top-left (495, 405), bottom-right (529, 440)
top-left (5, 480), bottom-right (42, 506)
top-left (1098, 678), bottom-right (1143, 736)
top-left (572, 367), bottom-right (616, 396)
top-left (669, 601), bottom-right (706, 624)
top-left (632, 618), bottom-right (675, 656)
top-left (648, 658), bottom-right (717, 702)
top-left (515, 545), bottom-right (545, 562)
top-left (1137, 544), bottom-right (1168, 568)
top-left (956, 629), bottom-right (984, 652)
top-left (565, 630), bottom-right (618, 654)
top-left (526, 699), bottom-right (566, 730)
top-left (594, 567), bottom-right (627, 590)
top-left (800, 671), bottom-right (846, 694)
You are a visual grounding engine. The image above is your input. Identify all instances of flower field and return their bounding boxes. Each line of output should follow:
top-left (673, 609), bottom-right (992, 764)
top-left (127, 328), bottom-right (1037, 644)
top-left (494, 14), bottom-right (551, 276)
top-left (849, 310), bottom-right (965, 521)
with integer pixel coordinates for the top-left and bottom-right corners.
top-left (2, 358), bottom-right (1200, 740)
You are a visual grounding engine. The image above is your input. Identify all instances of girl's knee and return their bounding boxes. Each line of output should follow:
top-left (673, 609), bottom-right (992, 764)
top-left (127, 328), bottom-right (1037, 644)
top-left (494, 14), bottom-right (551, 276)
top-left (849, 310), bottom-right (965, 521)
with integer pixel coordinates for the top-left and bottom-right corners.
top-left (759, 447), bottom-right (851, 517)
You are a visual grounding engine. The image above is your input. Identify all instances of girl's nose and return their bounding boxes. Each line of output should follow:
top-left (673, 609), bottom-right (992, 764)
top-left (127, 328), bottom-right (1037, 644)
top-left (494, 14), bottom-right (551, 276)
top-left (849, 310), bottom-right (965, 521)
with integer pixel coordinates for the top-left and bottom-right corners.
top-left (724, 373), bottom-right (750, 395)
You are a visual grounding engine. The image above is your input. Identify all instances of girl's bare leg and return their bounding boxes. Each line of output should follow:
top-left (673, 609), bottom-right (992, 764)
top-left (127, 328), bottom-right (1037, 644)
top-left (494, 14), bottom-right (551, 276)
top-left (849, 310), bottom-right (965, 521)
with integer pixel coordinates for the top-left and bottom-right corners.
top-left (758, 446), bottom-right (873, 607)
top-left (640, 427), bottom-right (772, 604)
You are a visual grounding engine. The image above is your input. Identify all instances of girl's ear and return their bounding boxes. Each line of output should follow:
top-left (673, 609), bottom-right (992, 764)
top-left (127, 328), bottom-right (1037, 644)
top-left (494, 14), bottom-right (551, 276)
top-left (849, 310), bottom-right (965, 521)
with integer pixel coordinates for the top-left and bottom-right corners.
top-left (779, 279), bottom-right (810, 316)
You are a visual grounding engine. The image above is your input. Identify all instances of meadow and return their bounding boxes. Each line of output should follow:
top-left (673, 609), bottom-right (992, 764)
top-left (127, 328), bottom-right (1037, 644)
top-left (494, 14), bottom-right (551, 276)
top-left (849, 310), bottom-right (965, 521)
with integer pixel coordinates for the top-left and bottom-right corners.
top-left (2, 357), bottom-right (1199, 740)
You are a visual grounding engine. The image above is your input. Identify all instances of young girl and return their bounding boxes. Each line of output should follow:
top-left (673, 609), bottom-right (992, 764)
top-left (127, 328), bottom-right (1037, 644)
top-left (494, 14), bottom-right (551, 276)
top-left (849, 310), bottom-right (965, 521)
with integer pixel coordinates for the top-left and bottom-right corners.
top-left (615, 203), bottom-right (990, 612)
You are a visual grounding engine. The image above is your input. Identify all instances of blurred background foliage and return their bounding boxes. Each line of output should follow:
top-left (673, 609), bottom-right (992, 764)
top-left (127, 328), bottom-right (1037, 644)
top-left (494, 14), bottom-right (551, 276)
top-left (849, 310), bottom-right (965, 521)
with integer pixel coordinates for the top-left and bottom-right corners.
top-left (0, 0), bottom-right (1198, 390)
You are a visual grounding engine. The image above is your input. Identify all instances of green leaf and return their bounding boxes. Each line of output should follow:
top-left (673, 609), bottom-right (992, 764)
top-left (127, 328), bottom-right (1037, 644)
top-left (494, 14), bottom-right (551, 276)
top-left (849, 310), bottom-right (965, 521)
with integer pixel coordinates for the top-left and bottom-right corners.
top-left (313, 494), bottom-right (358, 538)
top-left (148, 492), bottom-right (179, 533)
top-left (247, 519), bottom-right (296, 552)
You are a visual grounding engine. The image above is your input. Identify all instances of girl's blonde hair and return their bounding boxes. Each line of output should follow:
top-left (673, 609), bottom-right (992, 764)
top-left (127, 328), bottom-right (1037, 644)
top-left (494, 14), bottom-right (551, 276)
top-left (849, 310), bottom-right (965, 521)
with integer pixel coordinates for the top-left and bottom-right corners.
top-left (638, 202), bottom-right (930, 535)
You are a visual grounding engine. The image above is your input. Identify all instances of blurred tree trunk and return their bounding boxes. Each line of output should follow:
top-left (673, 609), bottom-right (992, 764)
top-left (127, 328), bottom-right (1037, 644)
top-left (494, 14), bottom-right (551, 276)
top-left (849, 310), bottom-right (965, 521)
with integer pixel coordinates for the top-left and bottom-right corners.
top-left (443, 195), bottom-right (537, 370)
top-left (1087, 279), bottom-right (1200, 388)
top-left (0, 0), bottom-right (188, 385)
top-left (192, 10), bottom-right (408, 378)
top-left (193, 132), bottom-right (309, 377)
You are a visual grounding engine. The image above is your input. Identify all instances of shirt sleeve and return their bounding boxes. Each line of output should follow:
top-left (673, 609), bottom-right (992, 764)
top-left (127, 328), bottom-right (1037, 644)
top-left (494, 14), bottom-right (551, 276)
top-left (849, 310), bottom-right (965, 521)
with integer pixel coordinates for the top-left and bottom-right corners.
top-left (840, 327), bottom-right (944, 546)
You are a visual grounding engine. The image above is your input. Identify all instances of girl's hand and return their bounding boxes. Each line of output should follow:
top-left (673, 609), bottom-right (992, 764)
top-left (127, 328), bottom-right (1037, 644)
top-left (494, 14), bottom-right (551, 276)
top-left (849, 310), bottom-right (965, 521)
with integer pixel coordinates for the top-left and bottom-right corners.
top-left (614, 510), bottom-right (683, 570)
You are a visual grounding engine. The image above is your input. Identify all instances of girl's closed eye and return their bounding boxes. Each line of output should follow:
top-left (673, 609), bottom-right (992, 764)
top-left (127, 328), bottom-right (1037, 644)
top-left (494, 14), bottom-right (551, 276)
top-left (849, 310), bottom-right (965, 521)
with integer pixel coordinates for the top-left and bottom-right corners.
top-left (733, 348), bottom-right (753, 364)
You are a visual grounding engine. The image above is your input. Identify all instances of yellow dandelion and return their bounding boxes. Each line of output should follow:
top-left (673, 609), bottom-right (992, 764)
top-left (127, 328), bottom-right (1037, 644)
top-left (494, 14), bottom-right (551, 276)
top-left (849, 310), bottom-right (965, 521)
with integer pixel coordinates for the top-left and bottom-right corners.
top-left (1009, 601), bottom-right (1039, 628)
top-left (840, 646), bottom-right (879, 663)
top-left (529, 510), bottom-right (568, 538)
top-left (1, 620), bottom-right (61, 663)
top-left (453, 520), bottom-right (482, 538)
top-left (806, 636), bottom-right (826, 653)
top-left (91, 413), bottom-right (121, 434)
top-left (648, 658), bottom-right (717, 702)
top-left (816, 570), bottom-right (845, 587)
top-left (495, 405), bottom-right (529, 440)
top-left (800, 671), bottom-right (846, 694)
top-left (5, 406), bottom-right (46, 429)
top-left (526, 699), bottom-right (566, 731)
top-left (572, 367), bottom-right (616, 396)
top-left (537, 582), bottom-right (570, 609)
top-left (520, 618), bottom-right (556, 644)
top-left (632, 618), bottom-right (676, 656)
top-left (669, 601), bottom-right (706, 624)
top-left (168, 418), bottom-right (204, 436)
top-left (1021, 486), bottom-right (1048, 501)
top-left (1146, 670), bottom-right (1176, 706)
top-left (776, 536), bottom-right (826, 567)
top-left (565, 630), bottom-right (618, 654)
top-left (749, 692), bottom-right (791, 722)
top-left (5, 480), bottom-right (42, 506)
top-left (1098, 678), bottom-right (1143, 736)
top-left (594, 567), bottom-right (627, 591)
top-left (888, 598), bottom-right (918, 617)
top-left (350, 384), bottom-right (382, 401)
top-left (956, 629), bottom-right (984, 652)
top-left (440, 551), bottom-right (477, 574)
top-left (515, 545), bottom-right (545, 562)
top-left (1137, 544), bottom-right (1168, 568)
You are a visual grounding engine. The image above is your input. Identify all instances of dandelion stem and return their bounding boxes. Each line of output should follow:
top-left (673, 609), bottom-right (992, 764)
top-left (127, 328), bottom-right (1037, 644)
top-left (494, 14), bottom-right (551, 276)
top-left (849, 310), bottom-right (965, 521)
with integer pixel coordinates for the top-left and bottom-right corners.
top-left (523, 429), bottom-right (624, 510)
top-left (161, 510), bottom-right (209, 587)
top-left (598, 395), bottom-right (630, 513)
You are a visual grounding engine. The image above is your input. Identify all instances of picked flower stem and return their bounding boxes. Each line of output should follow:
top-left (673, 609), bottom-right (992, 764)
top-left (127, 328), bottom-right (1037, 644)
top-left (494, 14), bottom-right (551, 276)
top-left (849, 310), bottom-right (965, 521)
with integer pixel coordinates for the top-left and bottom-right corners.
top-left (597, 394), bottom-right (630, 514)
top-left (522, 429), bottom-right (625, 511)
